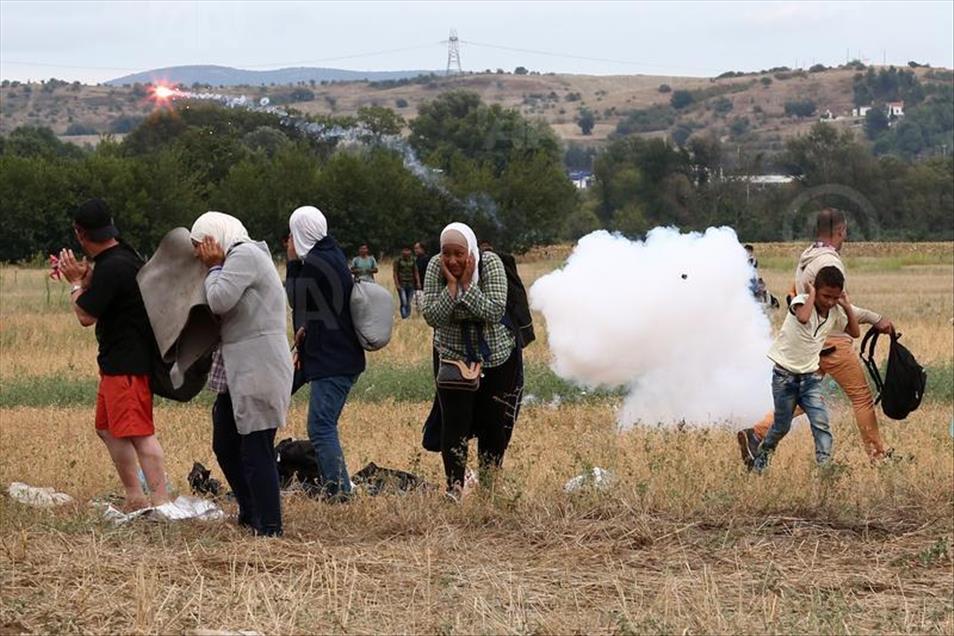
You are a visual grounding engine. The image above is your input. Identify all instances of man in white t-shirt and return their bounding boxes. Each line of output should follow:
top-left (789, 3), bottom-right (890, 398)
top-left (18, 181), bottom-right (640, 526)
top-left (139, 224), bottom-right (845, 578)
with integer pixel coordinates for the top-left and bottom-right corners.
top-left (753, 265), bottom-right (860, 472)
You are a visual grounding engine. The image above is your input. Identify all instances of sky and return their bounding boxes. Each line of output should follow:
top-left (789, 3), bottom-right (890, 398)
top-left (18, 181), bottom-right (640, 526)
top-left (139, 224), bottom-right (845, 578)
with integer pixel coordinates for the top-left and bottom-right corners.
top-left (2, 1), bottom-right (952, 83)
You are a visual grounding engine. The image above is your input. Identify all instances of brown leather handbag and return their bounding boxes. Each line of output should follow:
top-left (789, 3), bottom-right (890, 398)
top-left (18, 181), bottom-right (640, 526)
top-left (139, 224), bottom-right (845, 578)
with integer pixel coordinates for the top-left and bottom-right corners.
top-left (436, 359), bottom-right (482, 391)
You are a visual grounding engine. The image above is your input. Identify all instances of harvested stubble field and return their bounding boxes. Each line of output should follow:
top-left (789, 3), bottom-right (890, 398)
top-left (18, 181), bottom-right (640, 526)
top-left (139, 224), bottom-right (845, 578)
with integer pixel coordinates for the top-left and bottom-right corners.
top-left (1, 242), bottom-right (952, 634)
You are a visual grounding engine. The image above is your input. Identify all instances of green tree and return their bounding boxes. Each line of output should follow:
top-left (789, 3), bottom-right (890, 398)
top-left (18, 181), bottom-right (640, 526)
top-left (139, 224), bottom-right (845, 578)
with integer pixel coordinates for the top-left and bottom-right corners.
top-left (577, 108), bottom-right (595, 135)
top-left (864, 107), bottom-right (889, 139)
top-left (356, 106), bottom-right (406, 137)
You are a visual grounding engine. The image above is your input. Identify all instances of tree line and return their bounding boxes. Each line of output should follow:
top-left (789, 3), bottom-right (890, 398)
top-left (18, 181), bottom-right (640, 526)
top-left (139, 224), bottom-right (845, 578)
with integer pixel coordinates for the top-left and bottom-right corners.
top-left (1, 90), bottom-right (951, 263)
top-left (578, 123), bottom-right (952, 241)
top-left (0, 93), bottom-right (577, 262)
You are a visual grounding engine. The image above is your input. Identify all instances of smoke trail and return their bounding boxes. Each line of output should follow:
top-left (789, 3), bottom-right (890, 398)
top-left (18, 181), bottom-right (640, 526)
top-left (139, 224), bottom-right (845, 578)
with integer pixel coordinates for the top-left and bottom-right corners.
top-left (164, 89), bottom-right (447, 191)
top-left (529, 227), bottom-right (774, 429)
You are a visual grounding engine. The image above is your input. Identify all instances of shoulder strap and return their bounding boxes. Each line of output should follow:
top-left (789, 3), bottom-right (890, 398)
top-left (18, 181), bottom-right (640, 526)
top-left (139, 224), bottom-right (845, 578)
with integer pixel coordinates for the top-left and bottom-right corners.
top-left (859, 326), bottom-right (885, 403)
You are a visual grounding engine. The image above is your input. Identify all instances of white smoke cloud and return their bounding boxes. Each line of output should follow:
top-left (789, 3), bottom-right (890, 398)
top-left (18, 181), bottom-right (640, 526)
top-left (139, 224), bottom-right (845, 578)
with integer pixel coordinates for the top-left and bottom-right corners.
top-left (530, 227), bottom-right (774, 429)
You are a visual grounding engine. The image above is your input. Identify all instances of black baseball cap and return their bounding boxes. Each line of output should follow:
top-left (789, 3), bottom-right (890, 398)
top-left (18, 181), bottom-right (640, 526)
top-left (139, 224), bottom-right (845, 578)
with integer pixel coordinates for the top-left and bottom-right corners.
top-left (73, 198), bottom-right (119, 242)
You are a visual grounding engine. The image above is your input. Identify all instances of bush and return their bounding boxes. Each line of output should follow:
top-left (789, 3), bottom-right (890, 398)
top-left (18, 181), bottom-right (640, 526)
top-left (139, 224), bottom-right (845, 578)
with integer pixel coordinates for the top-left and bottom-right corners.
top-left (394, 98), bottom-right (409, 108)
top-left (670, 90), bottom-right (694, 110)
top-left (760, 77), bottom-right (773, 87)
top-left (710, 97), bottom-right (733, 115)
top-left (784, 99), bottom-right (817, 118)
top-left (615, 105), bottom-right (676, 135)
top-left (729, 116), bottom-right (750, 138)
top-left (809, 64), bottom-right (828, 73)
top-left (658, 84), bottom-right (672, 93)
top-left (64, 123), bottom-right (98, 136)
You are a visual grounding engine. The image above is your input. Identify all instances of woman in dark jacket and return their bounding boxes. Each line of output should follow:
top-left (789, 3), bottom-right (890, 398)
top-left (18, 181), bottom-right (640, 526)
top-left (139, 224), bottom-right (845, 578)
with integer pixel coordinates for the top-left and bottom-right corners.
top-left (286, 206), bottom-right (365, 501)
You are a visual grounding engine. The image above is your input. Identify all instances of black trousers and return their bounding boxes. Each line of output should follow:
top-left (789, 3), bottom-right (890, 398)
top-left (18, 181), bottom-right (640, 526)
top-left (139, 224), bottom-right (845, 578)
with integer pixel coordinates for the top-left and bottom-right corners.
top-left (437, 348), bottom-right (521, 489)
top-left (212, 392), bottom-right (282, 536)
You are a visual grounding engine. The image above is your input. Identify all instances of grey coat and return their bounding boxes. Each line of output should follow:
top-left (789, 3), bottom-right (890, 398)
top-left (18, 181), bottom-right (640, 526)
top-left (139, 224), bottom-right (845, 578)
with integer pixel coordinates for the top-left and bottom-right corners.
top-left (205, 241), bottom-right (293, 434)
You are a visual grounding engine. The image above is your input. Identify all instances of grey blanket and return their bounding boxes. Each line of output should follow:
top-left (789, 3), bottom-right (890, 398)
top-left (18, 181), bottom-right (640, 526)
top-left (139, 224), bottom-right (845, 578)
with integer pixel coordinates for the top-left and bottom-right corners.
top-left (137, 227), bottom-right (219, 388)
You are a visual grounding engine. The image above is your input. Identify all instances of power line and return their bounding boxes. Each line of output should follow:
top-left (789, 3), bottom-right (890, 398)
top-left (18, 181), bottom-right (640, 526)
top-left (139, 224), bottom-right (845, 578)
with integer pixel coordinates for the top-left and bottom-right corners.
top-left (239, 43), bottom-right (442, 69)
top-left (1, 43), bottom-right (443, 75)
top-left (0, 60), bottom-right (143, 72)
top-left (459, 39), bottom-right (726, 74)
top-left (4, 37), bottom-right (729, 78)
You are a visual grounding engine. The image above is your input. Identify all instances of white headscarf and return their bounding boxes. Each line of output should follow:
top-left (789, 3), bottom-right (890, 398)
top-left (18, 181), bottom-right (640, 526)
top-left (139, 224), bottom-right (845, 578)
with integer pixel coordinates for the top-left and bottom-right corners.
top-left (440, 222), bottom-right (480, 287)
top-left (190, 211), bottom-right (251, 252)
top-left (289, 205), bottom-right (328, 257)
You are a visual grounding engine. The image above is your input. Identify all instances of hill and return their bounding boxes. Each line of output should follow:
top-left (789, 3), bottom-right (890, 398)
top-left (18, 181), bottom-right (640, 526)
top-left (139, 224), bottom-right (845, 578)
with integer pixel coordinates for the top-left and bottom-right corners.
top-left (1, 65), bottom-right (950, 156)
top-left (106, 65), bottom-right (438, 87)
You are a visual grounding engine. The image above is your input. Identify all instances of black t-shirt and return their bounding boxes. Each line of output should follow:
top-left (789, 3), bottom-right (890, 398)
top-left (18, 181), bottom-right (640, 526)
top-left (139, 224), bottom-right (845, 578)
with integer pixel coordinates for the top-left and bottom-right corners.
top-left (76, 244), bottom-right (155, 375)
top-left (415, 253), bottom-right (430, 289)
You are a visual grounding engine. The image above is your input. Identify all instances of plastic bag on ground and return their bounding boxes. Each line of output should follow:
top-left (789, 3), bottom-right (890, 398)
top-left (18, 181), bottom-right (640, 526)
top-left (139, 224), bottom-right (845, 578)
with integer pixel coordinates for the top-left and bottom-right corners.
top-left (7, 482), bottom-right (74, 507)
top-left (564, 467), bottom-right (615, 493)
top-left (97, 495), bottom-right (224, 525)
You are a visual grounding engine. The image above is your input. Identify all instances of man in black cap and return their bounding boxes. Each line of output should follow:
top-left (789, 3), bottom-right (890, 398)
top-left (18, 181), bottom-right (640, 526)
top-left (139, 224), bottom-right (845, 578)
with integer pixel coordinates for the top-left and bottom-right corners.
top-left (57, 198), bottom-right (170, 511)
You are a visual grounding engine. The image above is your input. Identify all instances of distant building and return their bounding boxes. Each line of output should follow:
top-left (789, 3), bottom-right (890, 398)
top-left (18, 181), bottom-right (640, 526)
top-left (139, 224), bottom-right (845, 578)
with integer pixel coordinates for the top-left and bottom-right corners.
top-left (736, 174), bottom-right (795, 185)
top-left (887, 101), bottom-right (905, 117)
top-left (851, 102), bottom-right (904, 119)
top-left (568, 170), bottom-right (593, 190)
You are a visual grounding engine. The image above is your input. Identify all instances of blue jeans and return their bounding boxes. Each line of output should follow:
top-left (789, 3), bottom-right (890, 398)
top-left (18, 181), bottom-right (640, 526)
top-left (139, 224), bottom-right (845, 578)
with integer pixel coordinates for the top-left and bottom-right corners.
top-left (754, 366), bottom-right (832, 471)
top-left (398, 285), bottom-right (415, 319)
top-left (307, 375), bottom-right (358, 498)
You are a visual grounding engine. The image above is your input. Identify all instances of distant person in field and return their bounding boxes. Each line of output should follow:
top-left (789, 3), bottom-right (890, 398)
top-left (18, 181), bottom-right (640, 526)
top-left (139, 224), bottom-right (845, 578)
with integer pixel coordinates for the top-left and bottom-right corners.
top-left (192, 211), bottom-right (292, 537)
top-left (737, 208), bottom-right (897, 467)
top-left (393, 245), bottom-right (420, 319)
top-left (752, 266), bottom-right (860, 472)
top-left (745, 244), bottom-right (760, 297)
top-left (286, 205), bottom-right (366, 502)
top-left (413, 241), bottom-right (430, 309)
top-left (350, 244), bottom-right (378, 282)
top-left (744, 244), bottom-right (759, 269)
top-left (421, 223), bottom-right (521, 500)
top-left (55, 198), bottom-right (170, 511)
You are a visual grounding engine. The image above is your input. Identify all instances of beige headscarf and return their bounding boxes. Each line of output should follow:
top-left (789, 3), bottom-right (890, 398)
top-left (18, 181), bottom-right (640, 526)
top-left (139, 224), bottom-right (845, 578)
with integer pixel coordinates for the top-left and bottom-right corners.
top-left (190, 211), bottom-right (251, 252)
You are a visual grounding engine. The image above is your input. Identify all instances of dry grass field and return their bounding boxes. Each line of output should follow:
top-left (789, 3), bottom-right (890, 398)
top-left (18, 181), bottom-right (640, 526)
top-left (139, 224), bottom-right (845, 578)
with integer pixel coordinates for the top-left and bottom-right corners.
top-left (1, 242), bottom-right (952, 634)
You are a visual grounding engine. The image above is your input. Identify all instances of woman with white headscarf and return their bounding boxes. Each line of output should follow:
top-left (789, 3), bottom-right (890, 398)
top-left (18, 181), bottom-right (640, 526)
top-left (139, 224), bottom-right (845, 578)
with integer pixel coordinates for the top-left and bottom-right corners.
top-left (421, 222), bottom-right (521, 500)
top-left (191, 211), bottom-right (292, 536)
top-left (285, 205), bottom-right (365, 502)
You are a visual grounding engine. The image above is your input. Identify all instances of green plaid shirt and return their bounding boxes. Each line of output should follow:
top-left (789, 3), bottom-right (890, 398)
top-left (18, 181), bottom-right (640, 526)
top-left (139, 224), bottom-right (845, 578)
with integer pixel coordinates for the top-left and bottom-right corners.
top-left (421, 252), bottom-right (515, 367)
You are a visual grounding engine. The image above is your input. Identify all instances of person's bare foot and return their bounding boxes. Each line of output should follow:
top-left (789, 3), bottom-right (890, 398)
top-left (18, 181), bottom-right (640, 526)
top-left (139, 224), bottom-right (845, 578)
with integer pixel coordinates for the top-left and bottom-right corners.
top-left (121, 496), bottom-right (151, 513)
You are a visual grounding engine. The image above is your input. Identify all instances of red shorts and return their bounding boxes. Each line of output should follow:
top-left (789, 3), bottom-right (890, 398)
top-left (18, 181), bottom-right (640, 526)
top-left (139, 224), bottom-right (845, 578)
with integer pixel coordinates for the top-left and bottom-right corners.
top-left (95, 374), bottom-right (154, 438)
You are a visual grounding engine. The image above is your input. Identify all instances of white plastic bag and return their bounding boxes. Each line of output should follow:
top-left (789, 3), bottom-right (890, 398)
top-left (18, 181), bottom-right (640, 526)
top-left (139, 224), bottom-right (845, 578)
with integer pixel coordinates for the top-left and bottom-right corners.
top-left (563, 467), bottom-right (615, 493)
top-left (97, 495), bottom-right (224, 525)
top-left (7, 482), bottom-right (74, 507)
top-left (350, 279), bottom-right (394, 351)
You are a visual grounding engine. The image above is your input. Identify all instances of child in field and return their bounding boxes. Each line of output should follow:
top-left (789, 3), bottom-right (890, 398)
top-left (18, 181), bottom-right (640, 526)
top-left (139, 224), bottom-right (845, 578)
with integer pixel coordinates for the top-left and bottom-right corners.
top-left (753, 265), bottom-right (860, 472)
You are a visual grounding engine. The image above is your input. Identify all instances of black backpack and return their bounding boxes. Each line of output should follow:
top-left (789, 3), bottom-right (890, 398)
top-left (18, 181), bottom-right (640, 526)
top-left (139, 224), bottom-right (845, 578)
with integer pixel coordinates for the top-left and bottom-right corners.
top-left (859, 326), bottom-right (927, 420)
top-left (491, 252), bottom-right (536, 348)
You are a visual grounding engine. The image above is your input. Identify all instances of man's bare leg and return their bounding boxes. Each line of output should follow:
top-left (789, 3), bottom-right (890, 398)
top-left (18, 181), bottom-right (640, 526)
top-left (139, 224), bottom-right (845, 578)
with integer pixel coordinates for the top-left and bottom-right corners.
top-left (130, 435), bottom-right (171, 505)
top-left (97, 429), bottom-right (149, 510)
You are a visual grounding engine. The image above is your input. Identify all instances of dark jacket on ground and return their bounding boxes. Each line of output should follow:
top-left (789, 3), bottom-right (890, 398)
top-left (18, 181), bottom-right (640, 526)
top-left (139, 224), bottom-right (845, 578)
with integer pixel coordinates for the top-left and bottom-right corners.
top-left (286, 235), bottom-right (366, 381)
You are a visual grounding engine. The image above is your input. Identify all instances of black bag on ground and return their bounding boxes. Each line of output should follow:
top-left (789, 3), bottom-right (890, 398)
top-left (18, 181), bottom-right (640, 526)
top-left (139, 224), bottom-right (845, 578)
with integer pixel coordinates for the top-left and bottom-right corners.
top-left (859, 326), bottom-right (927, 420)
